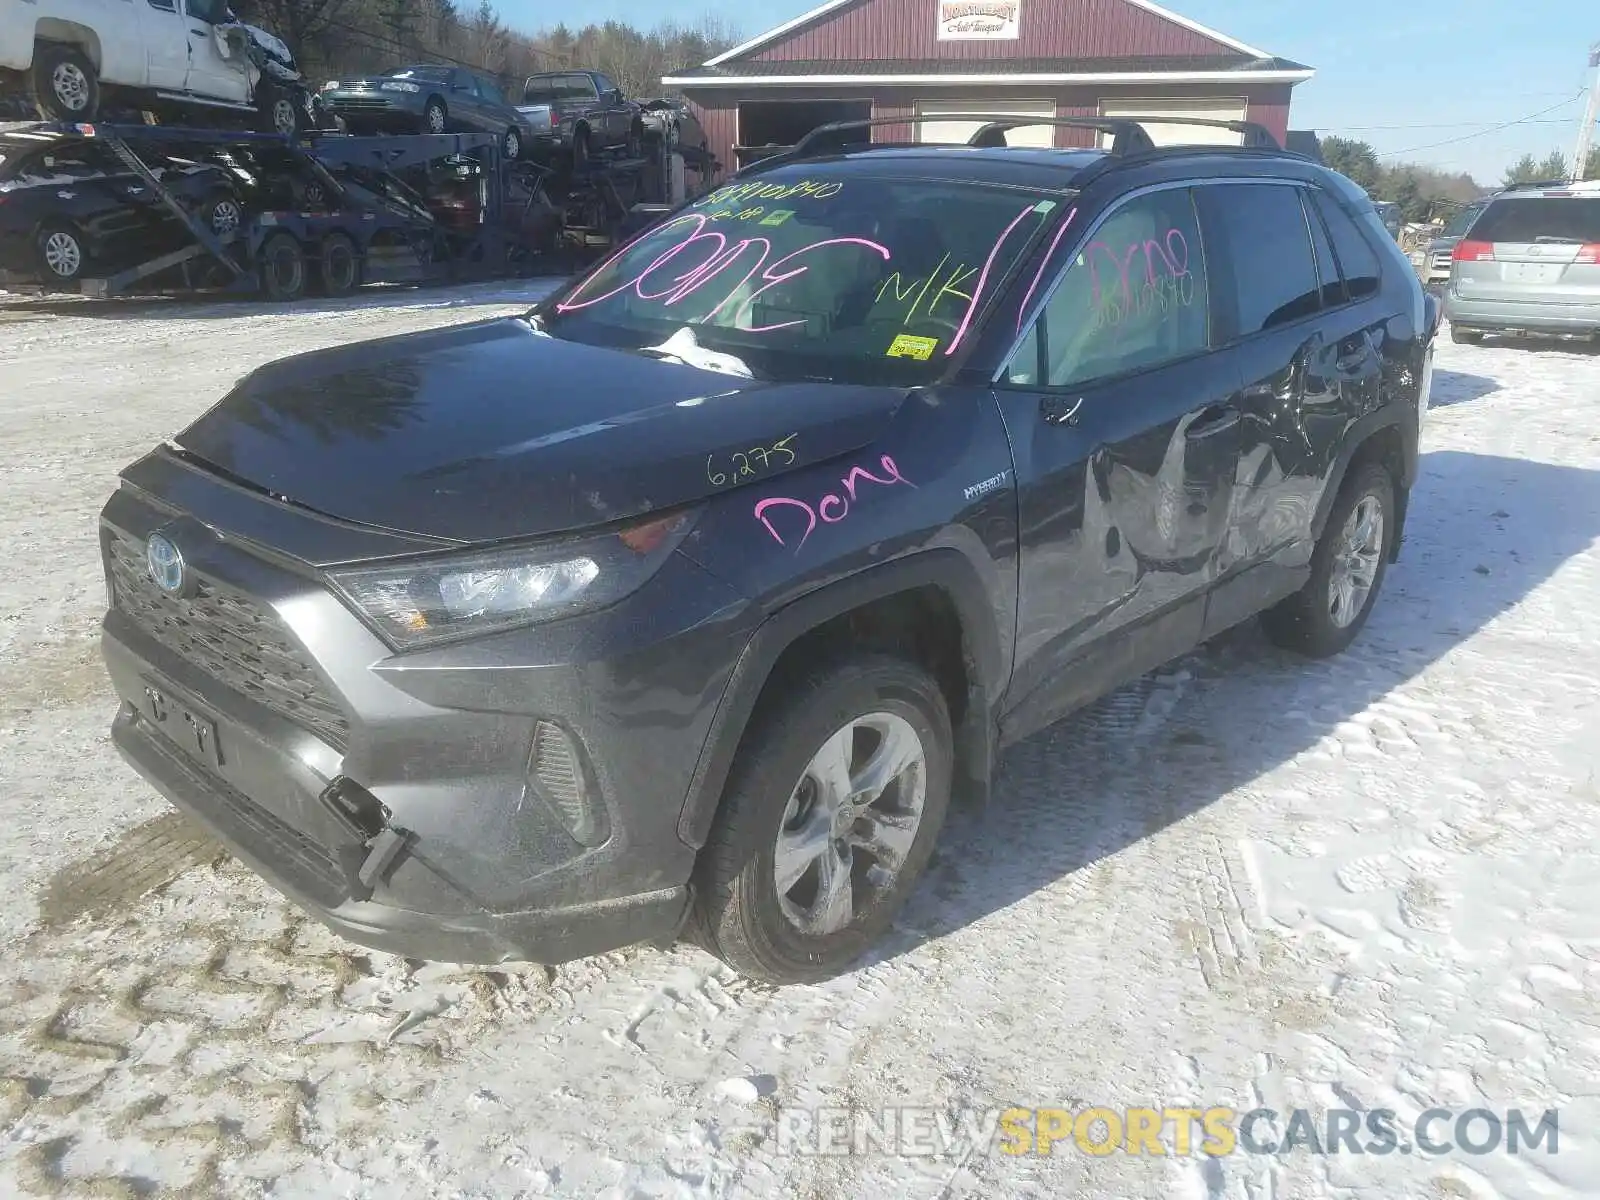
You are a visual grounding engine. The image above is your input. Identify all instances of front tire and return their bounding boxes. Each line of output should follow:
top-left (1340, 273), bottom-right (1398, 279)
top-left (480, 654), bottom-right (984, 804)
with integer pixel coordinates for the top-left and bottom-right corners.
top-left (259, 88), bottom-right (301, 137)
top-left (503, 127), bottom-right (522, 160)
top-left (424, 98), bottom-right (447, 134)
top-left (571, 126), bottom-right (591, 171)
top-left (692, 656), bottom-right (953, 984)
top-left (36, 222), bottom-right (86, 283)
top-left (1261, 461), bottom-right (1396, 658)
top-left (32, 43), bottom-right (99, 121)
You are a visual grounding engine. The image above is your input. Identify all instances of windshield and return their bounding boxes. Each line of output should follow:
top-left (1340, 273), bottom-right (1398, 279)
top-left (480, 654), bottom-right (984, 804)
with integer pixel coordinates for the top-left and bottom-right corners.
top-left (1470, 197), bottom-right (1600, 244)
top-left (388, 65), bottom-right (451, 82)
top-left (536, 166), bottom-right (1064, 385)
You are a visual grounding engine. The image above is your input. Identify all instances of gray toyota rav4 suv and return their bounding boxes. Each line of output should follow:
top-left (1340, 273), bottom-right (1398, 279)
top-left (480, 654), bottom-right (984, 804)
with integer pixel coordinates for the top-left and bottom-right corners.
top-left (98, 115), bottom-right (1435, 984)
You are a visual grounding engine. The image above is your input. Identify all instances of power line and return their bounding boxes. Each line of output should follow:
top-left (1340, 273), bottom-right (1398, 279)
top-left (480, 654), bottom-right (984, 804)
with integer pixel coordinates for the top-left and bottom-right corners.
top-left (1337, 117), bottom-right (1573, 132)
top-left (1378, 92), bottom-right (1586, 156)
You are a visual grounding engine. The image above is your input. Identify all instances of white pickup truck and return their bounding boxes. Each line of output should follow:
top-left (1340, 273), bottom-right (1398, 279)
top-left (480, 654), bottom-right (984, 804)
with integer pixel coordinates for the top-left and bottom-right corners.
top-left (0, 0), bottom-right (312, 134)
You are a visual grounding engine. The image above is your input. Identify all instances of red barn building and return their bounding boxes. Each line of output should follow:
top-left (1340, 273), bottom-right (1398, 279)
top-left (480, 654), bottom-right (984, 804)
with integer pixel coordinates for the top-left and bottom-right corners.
top-left (662, 0), bottom-right (1312, 173)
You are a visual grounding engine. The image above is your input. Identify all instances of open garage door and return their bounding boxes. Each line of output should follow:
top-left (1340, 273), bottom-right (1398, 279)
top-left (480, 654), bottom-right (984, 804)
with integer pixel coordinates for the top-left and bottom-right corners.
top-left (915, 99), bottom-right (1056, 149)
top-left (1099, 97), bottom-right (1249, 148)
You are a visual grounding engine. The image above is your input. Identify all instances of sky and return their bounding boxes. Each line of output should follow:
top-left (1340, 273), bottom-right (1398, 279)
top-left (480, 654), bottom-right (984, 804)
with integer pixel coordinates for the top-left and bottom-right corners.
top-left (495, 0), bottom-right (1599, 186)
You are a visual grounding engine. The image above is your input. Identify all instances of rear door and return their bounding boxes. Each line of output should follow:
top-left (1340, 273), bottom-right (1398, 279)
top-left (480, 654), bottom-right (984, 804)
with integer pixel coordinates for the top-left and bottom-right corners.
top-left (1191, 180), bottom-right (1386, 632)
top-left (1452, 191), bottom-right (1600, 303)
top-left (994, 183), bottom-right (1246, 738)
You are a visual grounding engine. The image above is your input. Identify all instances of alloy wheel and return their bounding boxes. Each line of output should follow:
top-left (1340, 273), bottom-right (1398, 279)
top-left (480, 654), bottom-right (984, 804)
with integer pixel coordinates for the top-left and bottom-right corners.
top-left (43, 231), bottom-right (82, 277)
top-left (1328, 494), bottom-right (1384, 628)
top-left (773, 712), bottom-right (927, 937)
top-left (271, 98), bottom-right (297, 136)
top-left (210, 199), bottom-right (242, 236)
top-left (53, 62), bottom-right (90, 112)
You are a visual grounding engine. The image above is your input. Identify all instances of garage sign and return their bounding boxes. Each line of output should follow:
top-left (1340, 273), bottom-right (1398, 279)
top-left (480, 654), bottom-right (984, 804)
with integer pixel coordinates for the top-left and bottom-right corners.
top-left (936, 0), bottom-right (1020, 40)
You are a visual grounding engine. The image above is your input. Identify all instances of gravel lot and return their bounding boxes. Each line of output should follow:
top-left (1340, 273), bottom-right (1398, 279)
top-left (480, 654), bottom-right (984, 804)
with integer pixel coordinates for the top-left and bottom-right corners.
top-left (2, 287), bottom-right (1598, 1199)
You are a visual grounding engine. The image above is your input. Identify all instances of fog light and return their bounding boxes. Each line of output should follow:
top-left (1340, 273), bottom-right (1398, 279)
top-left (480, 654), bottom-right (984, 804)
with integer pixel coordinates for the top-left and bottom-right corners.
top-left (526, 720), bottom-right (606, 847)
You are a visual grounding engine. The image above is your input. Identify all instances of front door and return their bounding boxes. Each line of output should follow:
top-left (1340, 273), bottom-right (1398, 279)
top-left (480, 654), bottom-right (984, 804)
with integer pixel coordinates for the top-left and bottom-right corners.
top-left (993, 184), bottom-right (1245, 741)
top-left (449, 71), bottom-right (487, 130)
top-left (181, 0), bottom-right (247, 102)
top-left (137, 0), bottom-right (190, 91)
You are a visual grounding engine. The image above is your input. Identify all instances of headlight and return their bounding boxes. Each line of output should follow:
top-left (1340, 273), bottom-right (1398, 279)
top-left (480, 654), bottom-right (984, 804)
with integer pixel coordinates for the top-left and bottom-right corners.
top-left (381, 81), bottom-right (421, 93)
top-left (327, 509), bottom-right (696, 649)
top-left (321, 80), bottom-right (340, 91)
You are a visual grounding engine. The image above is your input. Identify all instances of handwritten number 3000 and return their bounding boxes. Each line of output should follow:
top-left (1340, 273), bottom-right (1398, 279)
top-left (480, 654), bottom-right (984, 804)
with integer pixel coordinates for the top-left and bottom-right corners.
top-left (707, 435), bottom-right (799, 486)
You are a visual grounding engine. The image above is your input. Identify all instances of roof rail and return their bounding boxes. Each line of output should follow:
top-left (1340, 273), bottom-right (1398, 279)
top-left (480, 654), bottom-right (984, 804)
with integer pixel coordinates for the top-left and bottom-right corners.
top-left (748, 112), bottom-right (1281, 172)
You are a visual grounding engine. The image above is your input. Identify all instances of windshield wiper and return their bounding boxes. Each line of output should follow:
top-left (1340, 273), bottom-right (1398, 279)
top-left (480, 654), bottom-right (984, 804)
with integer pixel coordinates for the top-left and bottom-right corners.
top-left (638, 327), bottom-right (754, 379)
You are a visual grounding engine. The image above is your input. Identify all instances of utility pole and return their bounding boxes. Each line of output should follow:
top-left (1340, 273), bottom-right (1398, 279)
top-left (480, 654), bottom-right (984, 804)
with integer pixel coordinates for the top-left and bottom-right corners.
top-left (1576, 41), bottom-right (1600, 181)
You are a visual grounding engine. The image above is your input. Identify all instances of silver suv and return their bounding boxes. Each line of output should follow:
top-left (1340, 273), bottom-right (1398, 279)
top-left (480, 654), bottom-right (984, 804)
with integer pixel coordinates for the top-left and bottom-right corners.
top-left (1443, 180), bottom-right (1600, 344)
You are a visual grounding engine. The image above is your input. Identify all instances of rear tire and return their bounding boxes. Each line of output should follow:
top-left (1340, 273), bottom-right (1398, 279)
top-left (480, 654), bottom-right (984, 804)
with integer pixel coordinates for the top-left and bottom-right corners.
top-left (1450, 326), bottom-right (1483, 344)
top-left (257, 231), bottom-right (307, 301)
top-left (32, 43), bottom-right (99, 122)
top-left (503, 126), bottom-right (522, 160)
top-left (691, 656), bottom-right (953, 985)
top-left (196, 191), bottom-right (244, 239)
top-left (424, 98), bottom-right (447, 134)
top-left (315, 232), bottom-right (361, 297)
top-left (571, 126), bottom-right (591, 171)
top-left (1261, 461), bottom-right (1396, 659)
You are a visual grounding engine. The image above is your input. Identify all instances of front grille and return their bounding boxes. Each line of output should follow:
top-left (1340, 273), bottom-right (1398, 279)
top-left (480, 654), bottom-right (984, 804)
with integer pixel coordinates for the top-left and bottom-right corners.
top-left (106, 530), bottom-right (351, 751)
top-left (333, 98), bottom-right (395, 111)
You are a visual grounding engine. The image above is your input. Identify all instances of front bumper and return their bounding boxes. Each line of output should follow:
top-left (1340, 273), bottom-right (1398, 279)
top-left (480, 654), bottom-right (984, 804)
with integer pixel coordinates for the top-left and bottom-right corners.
top-left (1444, 290), bottom-right (1600, 336)
top-left (97, 463), bottom-right (755, 964)
top-left (325, 92), bottom-right (426, 128)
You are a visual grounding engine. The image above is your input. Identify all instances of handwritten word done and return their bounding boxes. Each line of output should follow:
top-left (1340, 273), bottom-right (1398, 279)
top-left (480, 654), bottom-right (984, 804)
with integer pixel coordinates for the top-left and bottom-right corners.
top-left (555, 213), bottom-right (890, 333)
top-left (754, 456), bottom-right (914, 552)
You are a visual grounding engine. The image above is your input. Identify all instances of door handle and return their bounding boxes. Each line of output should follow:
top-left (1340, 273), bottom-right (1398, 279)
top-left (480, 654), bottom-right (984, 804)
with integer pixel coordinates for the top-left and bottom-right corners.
top-left (1187, 404), bottom-right (1240, 438)
top-left (190, 28), bottom-right (208, 38)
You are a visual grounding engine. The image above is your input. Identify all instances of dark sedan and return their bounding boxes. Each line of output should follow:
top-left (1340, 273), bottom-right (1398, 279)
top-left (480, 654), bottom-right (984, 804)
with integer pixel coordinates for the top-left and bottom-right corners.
top-left (0, 135), bottom-right (244, 288)
top-left (321, 65), bottom-right (536, 160)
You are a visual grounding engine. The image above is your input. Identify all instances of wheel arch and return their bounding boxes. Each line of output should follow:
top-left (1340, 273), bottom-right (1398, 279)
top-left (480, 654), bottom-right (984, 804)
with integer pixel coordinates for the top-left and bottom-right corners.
top-left (34, 25), bottom-right (102, 71)
top-left (1312, 407), bottom-right (1417, 564)
top-left (676, 549), bottom-right (1004, 851)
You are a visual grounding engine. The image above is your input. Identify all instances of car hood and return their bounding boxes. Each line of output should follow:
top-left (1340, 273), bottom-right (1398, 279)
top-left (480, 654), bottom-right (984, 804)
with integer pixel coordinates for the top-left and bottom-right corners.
top-left (171, 317), bottom-right (909, 545)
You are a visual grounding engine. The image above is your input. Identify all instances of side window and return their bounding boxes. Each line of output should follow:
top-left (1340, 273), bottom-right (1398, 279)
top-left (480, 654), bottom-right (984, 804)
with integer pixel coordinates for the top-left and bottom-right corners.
top-left (572, 73), bottom-right (599, 99)
top-left (1005, 187), bottom-right (1209, 389)
top-left (594, 74), bottom-right (615, 95)
top-left (19, 145), bottom-right (113, 181)
top-left (184, 0), bottom-right (228, 24)
top-left (148, 0), bottom-right (177, 11)
top-left (1312, 190), bottom-right (1383, 302)
top-left (1301, 189), bottom-right (1343, 307)
top-left (1209, 183), bottom-right (1322, 334)
top-left (479, 78), bottom-right (504, 104)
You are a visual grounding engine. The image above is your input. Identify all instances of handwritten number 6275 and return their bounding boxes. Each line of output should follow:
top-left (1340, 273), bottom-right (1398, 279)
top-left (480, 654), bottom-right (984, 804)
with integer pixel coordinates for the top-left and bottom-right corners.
top-left (707, 435), bottom-right (798, 486)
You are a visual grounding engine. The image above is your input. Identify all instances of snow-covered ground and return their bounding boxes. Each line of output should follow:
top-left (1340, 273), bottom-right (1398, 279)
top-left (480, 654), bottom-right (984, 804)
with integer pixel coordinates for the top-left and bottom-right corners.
top-left (1, 286), bottom-right (1597, 1199)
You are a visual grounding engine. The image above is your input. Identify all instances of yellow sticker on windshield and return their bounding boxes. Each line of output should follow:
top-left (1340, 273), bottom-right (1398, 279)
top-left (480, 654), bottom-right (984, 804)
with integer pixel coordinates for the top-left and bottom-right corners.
top-left (759, 209), bottom-right (795, 226)
top-left (886, 334), bottom-right (939, 361)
